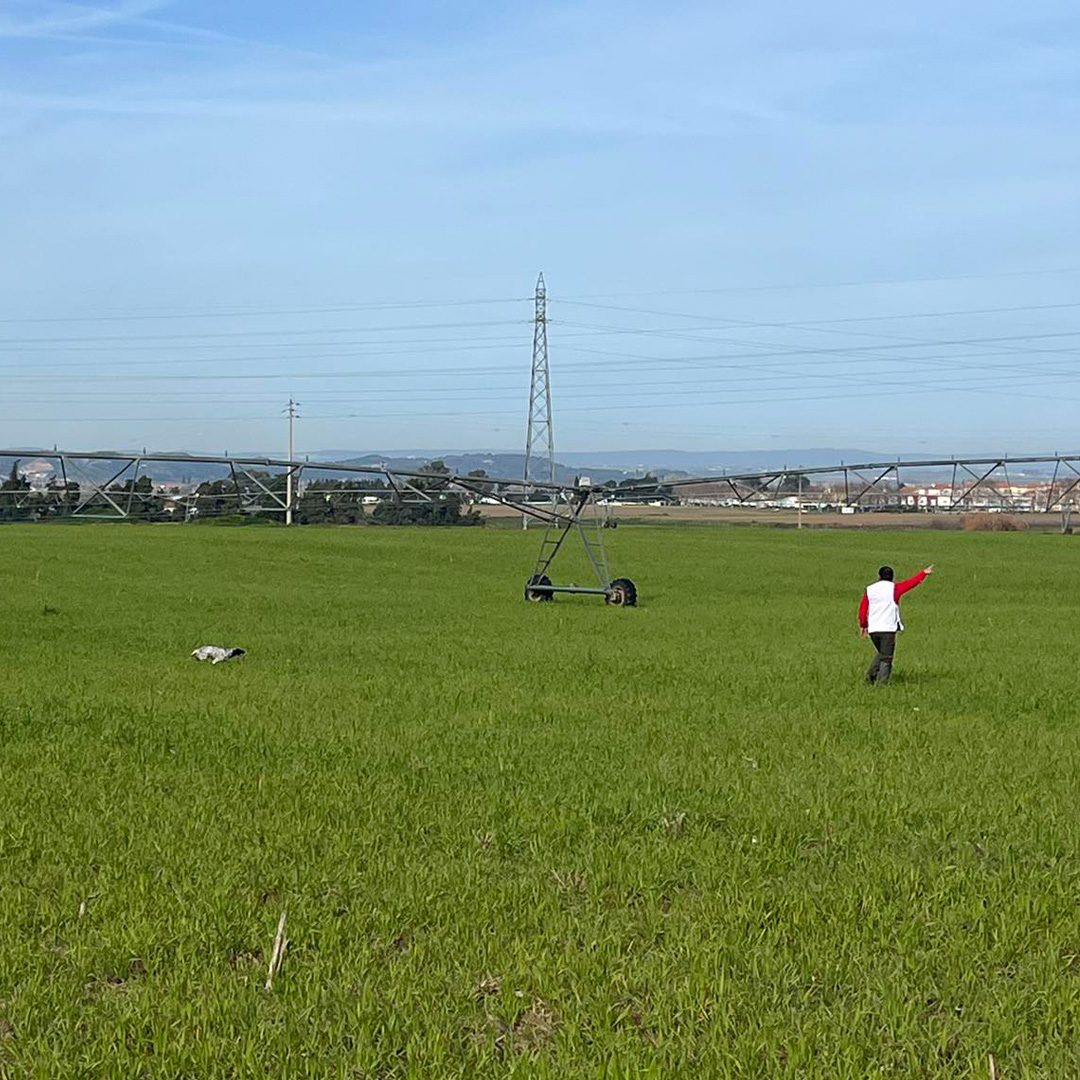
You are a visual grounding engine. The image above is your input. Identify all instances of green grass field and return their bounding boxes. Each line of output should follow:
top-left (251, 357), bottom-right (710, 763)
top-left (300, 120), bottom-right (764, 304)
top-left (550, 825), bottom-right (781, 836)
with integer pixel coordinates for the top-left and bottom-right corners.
top-left (1, 523), bottom-right (1079, 1078)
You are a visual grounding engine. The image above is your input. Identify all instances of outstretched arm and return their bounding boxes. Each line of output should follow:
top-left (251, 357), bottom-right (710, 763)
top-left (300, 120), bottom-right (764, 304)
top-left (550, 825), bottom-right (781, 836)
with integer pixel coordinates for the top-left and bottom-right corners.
top-left (895, 564), bottom-right (934, 600)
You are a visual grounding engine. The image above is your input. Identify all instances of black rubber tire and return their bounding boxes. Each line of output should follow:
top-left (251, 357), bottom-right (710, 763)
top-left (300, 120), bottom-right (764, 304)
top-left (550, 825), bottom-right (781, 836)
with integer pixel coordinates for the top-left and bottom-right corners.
top-left (605, 577), bottom-right (638, 607)
top-left (525, 573), bottom-right (554, 602)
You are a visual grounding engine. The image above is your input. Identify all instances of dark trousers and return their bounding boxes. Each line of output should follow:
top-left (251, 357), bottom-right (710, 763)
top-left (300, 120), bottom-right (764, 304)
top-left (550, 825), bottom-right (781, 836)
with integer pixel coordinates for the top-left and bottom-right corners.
top-left (867, 632), bottom-right (897, 684)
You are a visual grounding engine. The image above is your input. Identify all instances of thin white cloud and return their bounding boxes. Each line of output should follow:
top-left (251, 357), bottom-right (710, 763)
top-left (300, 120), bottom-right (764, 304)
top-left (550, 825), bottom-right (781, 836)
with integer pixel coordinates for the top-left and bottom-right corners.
top-left (0, 2), bottom-right (352, 61)
top-left (132, 13), bottom-right (287, 47)
top-left (0, 3), bottom-right (794, 135)
top-left (0, 0), bottom-right (169, 38)
top-left (0, 86), bottom-right (787, 137)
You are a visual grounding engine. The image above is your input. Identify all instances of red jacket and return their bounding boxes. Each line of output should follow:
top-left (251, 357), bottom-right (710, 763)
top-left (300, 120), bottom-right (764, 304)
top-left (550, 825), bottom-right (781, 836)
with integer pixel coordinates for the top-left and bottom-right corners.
top-left (858, 571), bottom-right (927, 630)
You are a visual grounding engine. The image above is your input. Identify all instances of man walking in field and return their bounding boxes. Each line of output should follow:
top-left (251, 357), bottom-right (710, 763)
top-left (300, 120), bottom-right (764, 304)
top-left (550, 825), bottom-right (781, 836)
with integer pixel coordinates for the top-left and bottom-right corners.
top-left (859, 564), bottom-right (934, 684)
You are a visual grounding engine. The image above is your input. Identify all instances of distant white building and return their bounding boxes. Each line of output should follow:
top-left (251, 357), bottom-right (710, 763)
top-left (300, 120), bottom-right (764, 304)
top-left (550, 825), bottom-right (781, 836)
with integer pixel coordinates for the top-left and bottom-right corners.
top-left (900, 483), bottom-right (1040, 511)
top-left (900, 485), bottom-right (953, 510)
top-left (21, 459), bottom-right (55, 491)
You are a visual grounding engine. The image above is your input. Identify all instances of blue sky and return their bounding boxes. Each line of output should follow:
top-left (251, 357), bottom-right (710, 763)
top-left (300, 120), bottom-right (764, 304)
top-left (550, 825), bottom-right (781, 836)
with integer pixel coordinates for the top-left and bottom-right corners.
top-left (3, 0), bottom-right (1080, 456)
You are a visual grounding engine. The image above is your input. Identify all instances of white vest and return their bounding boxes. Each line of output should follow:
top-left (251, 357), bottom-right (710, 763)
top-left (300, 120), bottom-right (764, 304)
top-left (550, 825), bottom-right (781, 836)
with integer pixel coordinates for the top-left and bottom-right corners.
top-left (866, 579), bottom-right (903, 633)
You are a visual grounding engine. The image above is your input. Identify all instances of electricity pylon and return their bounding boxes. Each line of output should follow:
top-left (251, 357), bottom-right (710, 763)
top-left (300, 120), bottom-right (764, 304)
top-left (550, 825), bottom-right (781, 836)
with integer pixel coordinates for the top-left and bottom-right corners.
top-left (522, 273), bottom-right (555, 528)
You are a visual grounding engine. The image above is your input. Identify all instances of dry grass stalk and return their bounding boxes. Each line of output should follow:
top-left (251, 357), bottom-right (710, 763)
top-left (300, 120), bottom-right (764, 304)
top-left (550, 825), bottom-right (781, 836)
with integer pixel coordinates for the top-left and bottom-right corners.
top-left (265, 910), bottom-right (288, 992)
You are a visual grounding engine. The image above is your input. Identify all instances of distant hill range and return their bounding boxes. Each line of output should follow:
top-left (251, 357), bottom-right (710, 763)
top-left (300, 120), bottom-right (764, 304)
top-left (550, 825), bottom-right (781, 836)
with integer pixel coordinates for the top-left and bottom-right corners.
top-left (275, 447), bottom-right (1080, 482)
top-left (293, 447), bottom-right (890, 483)
top-left (309, 453), bottom-right (638, 486)
top-left (2, 447), bottom-right (1074, 486)
top-left (0, 451), bottom-right (660, 487)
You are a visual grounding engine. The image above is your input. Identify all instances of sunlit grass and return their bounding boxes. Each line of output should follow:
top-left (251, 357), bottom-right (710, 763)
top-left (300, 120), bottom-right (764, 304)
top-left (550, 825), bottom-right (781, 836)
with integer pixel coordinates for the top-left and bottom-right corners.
top-left (1, 523), bottom-right (1078, 1077)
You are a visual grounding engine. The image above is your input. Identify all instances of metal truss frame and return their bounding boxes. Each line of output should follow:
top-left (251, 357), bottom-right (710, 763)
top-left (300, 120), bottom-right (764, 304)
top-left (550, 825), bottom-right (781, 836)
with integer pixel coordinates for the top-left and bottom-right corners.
top-left (665, 454), bottom-right (1080, 512)
top-left (5, 451), bottom-right (1080, 516)
top-left (525, 488), bottom-right (612, 598)
top-left (0, 448), bottom-right (609, 599)
top-left (5, 450), bottom-right (1080, 606)
top-left (1043, 458), bottom-right (1080, 513)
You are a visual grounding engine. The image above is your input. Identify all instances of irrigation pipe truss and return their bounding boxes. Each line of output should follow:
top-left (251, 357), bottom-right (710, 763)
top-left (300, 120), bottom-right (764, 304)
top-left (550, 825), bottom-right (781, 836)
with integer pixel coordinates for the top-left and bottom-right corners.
top-left (3, 449), bottom-right (1079, 606)
top-left (2, 450), bottom-right (1080, 516)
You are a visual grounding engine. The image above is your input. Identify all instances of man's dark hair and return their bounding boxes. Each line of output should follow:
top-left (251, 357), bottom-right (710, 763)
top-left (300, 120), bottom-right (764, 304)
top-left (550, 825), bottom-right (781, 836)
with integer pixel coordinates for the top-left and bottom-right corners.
top-left (878, 566), bottom-right (894, 581)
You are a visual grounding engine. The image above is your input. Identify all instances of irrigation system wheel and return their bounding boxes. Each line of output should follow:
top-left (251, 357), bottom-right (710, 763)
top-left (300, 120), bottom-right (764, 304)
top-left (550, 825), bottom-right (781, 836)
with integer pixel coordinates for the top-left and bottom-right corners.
top-left (605, 577), bottom-right (638, 607)
top-left (525, 573), bottom-right (554, 602)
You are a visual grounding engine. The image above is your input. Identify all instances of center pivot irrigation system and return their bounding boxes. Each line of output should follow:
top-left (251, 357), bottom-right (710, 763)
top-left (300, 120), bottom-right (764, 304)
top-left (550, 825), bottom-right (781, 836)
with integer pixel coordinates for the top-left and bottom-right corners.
top-left (7, 277), bottom-right (1080, 606)
top-left (0, 449), bottom-right (639, 605)
top-left (4, 449), bottom-right (1080, 609)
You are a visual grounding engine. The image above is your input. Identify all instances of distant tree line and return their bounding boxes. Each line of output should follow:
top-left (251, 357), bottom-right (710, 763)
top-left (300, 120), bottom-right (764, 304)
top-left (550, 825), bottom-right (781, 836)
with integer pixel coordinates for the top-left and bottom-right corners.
top-left (599, 474), bottom-right (676, 502)
top-left (1, 461), bottom-right (81, 521)
top-left (365, 461), bottom-right (482, 526)
top-left (0, 459), bottom-right (484, 526)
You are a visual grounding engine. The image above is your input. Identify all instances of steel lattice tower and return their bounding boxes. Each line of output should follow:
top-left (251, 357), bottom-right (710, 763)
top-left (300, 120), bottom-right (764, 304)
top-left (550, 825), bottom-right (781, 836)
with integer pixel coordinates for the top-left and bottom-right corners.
top-left (523, 274), bottom-right (555, 528)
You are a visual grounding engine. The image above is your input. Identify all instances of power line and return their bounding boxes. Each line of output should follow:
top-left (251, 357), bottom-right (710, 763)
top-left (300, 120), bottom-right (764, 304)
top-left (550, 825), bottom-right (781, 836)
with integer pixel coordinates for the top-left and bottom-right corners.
top-left (6, 374), bottom-right (1078, 425)
top-left (8, 327), bottom-right (567, 354)
top-left (11, 308), bottom-right (1080, 361)
top-left (557, 321), bottom-right (1080, 352)
top-left (0, 338), bottom-right (531, 370)
top-left (10, 296), bottom-right (1080, 354)
top-left (11, 355), bottom-right (1080, 407)
top-left (0, 297), bottom-right (529, 325)
top-left (550, 299), bottom-right (1080, 376)
top-left (556, 298), bottom-right (1080, 327)
top-left (19, 330), bottom-right (1080, 395)
top-left (555, 265), bottom-right (1080, 300)
top-left (9, 320), bottom-right (1080, 375)
top-left (14, 358), bottom-right (1080, 422)
top-left (11, 273), bottom-right (1080, 440)
top-left (0, 318), bottom-right (525, 347)
top-left (7, 334), bottom-right (1080, 386)
top-left (558, 337), bottom-right (1080, 379)
top-left (554, 324), bottom-right (1080, 380)
top-left (5, 263), bottom-right (1079, 325)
